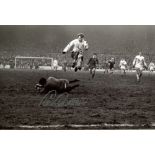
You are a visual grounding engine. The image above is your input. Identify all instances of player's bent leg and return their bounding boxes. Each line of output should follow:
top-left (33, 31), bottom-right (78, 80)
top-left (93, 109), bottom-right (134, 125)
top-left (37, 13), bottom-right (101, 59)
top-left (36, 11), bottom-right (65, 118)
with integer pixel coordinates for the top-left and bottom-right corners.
top-left (136, 72), bottom-right (140, 82)
top-left (66, 84), bottom-right (80, 93)
top-left (74, 67), bottom-right (78, 72)
top-left (75, 58), bottom-right (83, 72)
top-left (72, 52), bottom-right (79, 68)
top-left (72, 60), bottom-right (77, 68)
top-left (110, 68), bottom-right (114, 74)
top-left (139, 70), bottom-right (143, 81)
top-left (90, 68), bottom-right (92, 75)
top-left (139, 71), bottom-right (142, 77)
top-left (136, 68), bottom-right (141, 82)
top-left (92, 68), bottom-right (96, 79)
top-left (88, 69), bottom-right (92, 80)
top-left (123, 69), bottom-right (126, 75)
top-left (78, 57), bottom-right (83, 69)
top-left (69, 79), bottom-right (80, 84)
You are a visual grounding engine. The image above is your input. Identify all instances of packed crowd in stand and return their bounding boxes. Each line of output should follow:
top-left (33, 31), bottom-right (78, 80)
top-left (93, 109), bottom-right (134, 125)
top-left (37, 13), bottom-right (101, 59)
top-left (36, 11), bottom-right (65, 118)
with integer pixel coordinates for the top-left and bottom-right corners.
top-left (0, 50), bottom-right (155, 73)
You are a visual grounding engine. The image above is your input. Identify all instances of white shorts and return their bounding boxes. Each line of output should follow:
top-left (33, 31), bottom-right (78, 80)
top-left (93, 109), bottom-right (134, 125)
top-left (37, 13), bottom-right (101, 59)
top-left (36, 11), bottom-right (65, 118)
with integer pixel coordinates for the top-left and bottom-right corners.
top-left (53, 65), bottom-right (58, 69)
top-left (135, 64), bottom-right (144, 70)
top-left (135, 66), bottom-right (143, 71)
top-left (120, 66), bottom-right (126, 70)
top-left (135, 67), bottom-right (144, 75)
top-left (150, 66), bottom-right (154, 71)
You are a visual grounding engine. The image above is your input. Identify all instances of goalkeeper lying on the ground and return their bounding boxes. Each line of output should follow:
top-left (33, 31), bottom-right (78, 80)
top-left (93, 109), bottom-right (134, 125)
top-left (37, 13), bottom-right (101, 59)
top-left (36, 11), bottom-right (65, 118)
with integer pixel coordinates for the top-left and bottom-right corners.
top-left (35, 77), bottom-right (79, 94)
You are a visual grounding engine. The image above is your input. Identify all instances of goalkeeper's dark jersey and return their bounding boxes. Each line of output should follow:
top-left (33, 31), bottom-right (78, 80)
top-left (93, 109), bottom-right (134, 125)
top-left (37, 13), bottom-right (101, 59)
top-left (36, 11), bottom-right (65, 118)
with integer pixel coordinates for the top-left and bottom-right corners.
top-left (88, 58), bottom-right (99, 69)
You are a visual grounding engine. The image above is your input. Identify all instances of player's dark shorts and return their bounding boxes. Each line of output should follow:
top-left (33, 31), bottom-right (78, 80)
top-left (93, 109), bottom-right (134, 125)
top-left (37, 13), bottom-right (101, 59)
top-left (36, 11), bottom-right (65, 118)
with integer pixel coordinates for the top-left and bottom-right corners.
top-left (71, 51), bottom-right (83, 61)
top-left (109, 65), bottom-right (114, 70)
top-left (71, 51), bottom-right (79, 60)
top-left (89, 66), bottom-right (96, 70)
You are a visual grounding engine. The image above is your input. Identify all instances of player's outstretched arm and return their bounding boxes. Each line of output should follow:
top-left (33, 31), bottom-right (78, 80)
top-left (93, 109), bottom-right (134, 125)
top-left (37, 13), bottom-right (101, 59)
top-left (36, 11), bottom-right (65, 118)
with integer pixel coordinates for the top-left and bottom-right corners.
top-left (63, 40), bottom-right (74, 54)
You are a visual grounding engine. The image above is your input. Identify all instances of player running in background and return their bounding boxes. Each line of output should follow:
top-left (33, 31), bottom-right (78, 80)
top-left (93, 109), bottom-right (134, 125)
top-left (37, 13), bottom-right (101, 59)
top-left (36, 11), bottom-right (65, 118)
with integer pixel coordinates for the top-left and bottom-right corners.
top-left (108, 57), bottom-right (115, 74)
top-left (133, 52), bottom-right (147, 82)
top-left (103, 58), bottom-right (109, 74)
top-left (87, 53), bottom-right (99, 79)
top-left (148, 62), bottom-right (155, 72)
top-left (119, 58), bottom-right (128, 75)
top-left (62, 33), bottom-right (89, 72)
top-left (53, 59), bottom-right (58, 71)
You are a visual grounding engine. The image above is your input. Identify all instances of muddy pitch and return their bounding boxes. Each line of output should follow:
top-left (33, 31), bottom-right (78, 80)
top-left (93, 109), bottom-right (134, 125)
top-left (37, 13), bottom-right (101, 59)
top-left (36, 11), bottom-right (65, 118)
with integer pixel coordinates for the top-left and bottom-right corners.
top-left (0, 69), bottom-right (155, 129)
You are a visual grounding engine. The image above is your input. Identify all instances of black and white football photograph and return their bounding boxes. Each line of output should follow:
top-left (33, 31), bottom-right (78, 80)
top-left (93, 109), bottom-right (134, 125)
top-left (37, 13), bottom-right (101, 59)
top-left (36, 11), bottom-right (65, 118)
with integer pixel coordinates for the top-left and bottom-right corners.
top-left (1, 1), bottom-right (155, 155)
top-left (0, 25), bottom-right (155, 129)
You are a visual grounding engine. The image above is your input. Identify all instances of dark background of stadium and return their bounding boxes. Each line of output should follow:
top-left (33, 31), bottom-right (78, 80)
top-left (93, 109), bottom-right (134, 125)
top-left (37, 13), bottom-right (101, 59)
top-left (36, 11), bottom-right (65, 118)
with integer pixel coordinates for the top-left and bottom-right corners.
top-left (0, 25), bottom-right (155, 58)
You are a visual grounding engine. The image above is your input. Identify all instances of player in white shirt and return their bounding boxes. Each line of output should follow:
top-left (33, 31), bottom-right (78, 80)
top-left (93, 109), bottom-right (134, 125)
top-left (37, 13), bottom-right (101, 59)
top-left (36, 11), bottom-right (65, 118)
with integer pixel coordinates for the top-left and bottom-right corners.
top-left (148, 62), bottom-right (155, 72)
top-left (119, 58), bottom-right (127, 75)
top-left (53, 59), bottom-right (58, 71)
top-left (133, 52), bottom-right (147, 82)
top-left (62, 33), bottom-right (89, 72)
